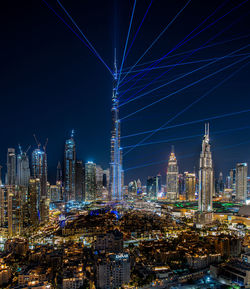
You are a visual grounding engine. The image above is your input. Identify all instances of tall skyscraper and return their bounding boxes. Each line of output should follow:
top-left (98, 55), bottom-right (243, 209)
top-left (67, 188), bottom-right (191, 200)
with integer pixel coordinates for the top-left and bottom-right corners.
top-left (166, 146), bottom-right (178, 201)
top-left (32, 148), bottom-right (47, 197)
top-left (75, 160), bottom-right (84, 202)
top-left (6, 148), bottom-right (16, 185)
top-left (17, 151), bottom-right (30, 187)
top-left (32, 148), bottom-right (48, 223)
top-left (64, 132), bottom-right (76, 202)
top-left (27, 178), bottom-right (40, 227)
top-left (184, 172), bottom-right (196, 201)
top-left (6, 185), bottom-right (23, 237)
top-left (110, 55), bottom-right (123, 201)
top-left (236, 163), bottom-right (248, 202)
top-left (198, 124), bottom-right (214, 213)
top-left (85, 161), bottom-right (97, 202)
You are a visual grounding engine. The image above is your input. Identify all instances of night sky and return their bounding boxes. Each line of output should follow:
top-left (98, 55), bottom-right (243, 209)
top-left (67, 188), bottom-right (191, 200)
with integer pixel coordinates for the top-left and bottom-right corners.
top-left (1, 0), bottom-right (250, 184)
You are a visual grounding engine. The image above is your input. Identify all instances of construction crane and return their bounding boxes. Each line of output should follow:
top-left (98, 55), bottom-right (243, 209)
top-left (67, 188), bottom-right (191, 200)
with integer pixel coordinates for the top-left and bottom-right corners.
top-left (43, 138), bottom-right (48, 152)
top-left (33, 134), bottom-right (41, 149)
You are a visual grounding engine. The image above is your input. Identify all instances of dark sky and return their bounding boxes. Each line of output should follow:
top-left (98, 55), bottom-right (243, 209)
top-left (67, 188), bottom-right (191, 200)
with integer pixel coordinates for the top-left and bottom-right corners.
top-left (0, 0), bottom-right (250, 184)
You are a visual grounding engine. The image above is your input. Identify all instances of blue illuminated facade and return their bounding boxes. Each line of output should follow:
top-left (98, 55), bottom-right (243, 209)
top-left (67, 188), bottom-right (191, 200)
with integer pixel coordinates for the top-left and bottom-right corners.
top-left (64, 134), bottom-right (76, 202)
top-left (110, 57), bottom-right (123, 201)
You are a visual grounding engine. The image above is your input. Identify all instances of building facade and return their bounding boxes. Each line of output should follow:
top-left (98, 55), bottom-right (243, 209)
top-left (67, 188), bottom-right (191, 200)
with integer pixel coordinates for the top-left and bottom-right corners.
top-left (64, 135), bottom-right (76, 202)
top-left (184, 172), bottom-right (196, 201)
top-left (236, 163), bottom-right (248, 202)
top-left (85, 161), bottom-right (96, 202)
top-left (198, 124), bottom-right (214, 213)
top-left (17, 152), bottom-right (30, 187)
top-left (166, 147), bottom-right (178, 201)
top-left (6, 148), bottom-right (16, 185)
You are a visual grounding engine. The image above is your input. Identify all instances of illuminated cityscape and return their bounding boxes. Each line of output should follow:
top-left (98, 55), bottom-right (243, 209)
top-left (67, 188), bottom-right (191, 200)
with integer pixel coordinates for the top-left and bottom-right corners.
top-left (0, 1), bottom-right (250, 289)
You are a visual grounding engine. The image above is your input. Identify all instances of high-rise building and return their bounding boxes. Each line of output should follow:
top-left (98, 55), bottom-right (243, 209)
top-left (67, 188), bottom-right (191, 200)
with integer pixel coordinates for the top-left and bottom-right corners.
top-left (198, 124), bottom-right (214, 213)
top-left (166, 146), bottom-right (178, 201)
top-left (75, 160), bottom-right (84, 202)
top-left (236, 163), bottom-right (248, 202)
top-left (64, 133), bottom-right (76, 202)
top-left (178, 174), bottom-right (185, 198)
top-left (31, 148), bottom-right (48, 223)
top-left (85, 161), bottom-right (96, 202)
top-left (146, 176), bottom-right (160, 199)
top-left (215, 172), bottom-right (224, 196)
top-left (27, 178), bottom-right (40, 227)
top-left (17, 151), bottom-right (30, 187)
top-left (110, 56), bottom-right (123, 201)
top-left (50, 184), bottom-right (61, 203)
top-left (6, 185), bottom-right (23, 237)
top-left (229, 169), bottom-right (236, 193)
top-left (184, 172), bottom-right (196, 201)
top-left (0, 186), bottom-right (8, 236)
top-left (6, 148), bottom-right (16, 185)
top-left (32, 148), bottom-right (47, 197)
top-left (96, 253), bottom-right (130, 289)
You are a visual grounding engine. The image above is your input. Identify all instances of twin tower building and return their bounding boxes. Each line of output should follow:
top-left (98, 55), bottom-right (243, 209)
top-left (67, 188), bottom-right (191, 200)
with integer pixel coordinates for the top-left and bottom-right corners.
top-left (166, 124), bottom-right (213, 216)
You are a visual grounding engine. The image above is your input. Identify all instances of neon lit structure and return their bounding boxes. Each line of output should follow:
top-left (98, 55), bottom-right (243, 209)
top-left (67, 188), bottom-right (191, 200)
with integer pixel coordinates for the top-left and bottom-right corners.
top-left (110, 53), bottom-right (123, 201)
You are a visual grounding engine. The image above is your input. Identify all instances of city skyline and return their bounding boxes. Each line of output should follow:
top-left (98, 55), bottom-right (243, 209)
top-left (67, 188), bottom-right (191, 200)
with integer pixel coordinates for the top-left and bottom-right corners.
top-left (0, 1), bottom-right (249, 288)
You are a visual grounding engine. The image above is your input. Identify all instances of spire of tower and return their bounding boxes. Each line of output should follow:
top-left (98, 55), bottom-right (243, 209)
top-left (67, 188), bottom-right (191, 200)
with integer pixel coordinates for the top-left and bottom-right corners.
top-left (171, 145), bottom-right (175, 153)
top-left (71, 129), bottom-right (75, 139)
top-left (114, 47), bottom-right (117, 80)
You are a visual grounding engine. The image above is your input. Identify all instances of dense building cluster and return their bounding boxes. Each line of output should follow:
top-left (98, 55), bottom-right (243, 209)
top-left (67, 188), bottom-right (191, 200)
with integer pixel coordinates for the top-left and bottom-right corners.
top-left (0, 125), bottom-right (249, 288)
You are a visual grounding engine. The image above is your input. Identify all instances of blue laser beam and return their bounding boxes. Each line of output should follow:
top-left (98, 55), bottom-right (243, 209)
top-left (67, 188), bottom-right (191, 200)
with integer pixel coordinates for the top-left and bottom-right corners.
top-left (123, 59), bottom-right (250, 156)
top-left (57, 0), bottom-right (113, 76)
top-left (41, 0), bottom-right (113, 76)
top-left (122, 0), bottom-right (194, 82)
top-left (121, 53), bottom-right (250, 119)
top-left (120, 11), bottom-right (250, 104)
top-left (120, 42), bottom-right (250, 107)
top-left (124, 0), bottom-right (154, 62)
top-left (122, 108), bottom-right (250, 139)
top-left (41, 0), bottom-right (93, 51)
top-left (117, 0), bottom-right (137, 90)
top-left (119, 72), bottom-right (188, 95)
top-left (125, 138), bottom-right (250, 171)
top-left (121, 53), bottom-right (250, 74)
top-left (125, 154), bottom-right (196, 171)
top-left (123, 125), bottom-right (250, 149)
top-left (120, 0), bottom-right (192, 84)
top-left (122, 33), bottom-right (250, 72)
top-left (120, 0), bottom-right (230, 87)
top-left (119, 0), bottom-right (248, 91)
